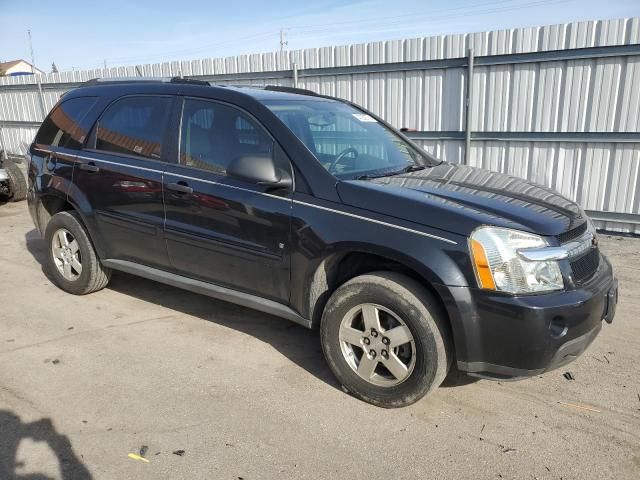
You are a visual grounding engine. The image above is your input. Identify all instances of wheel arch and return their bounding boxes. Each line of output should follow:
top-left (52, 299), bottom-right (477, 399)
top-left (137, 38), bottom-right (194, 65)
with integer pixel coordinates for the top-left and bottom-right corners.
top-left (306, 245), bottom-right (455, 346)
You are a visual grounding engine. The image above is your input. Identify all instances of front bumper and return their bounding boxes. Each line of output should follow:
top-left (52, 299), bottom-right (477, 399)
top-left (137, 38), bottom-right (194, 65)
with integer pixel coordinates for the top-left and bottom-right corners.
top-left (436, 254), bottom-right (617, 380)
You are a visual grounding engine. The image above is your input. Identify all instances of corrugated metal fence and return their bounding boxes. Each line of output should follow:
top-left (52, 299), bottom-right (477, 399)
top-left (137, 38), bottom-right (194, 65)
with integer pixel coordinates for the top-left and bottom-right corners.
top-left (1, 17), bottom-right (639, 233)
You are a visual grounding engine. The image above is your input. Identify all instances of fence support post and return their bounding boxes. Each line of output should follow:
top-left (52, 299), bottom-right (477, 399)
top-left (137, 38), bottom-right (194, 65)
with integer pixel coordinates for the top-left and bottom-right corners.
top-left (0, 124), bottom-right (8, 160)
top-left (464, 47), bottom-right (474, 165)
top-left (293, 63), bottom-right (299, 88)
top-left (35, 77), bottom-right (47, 121)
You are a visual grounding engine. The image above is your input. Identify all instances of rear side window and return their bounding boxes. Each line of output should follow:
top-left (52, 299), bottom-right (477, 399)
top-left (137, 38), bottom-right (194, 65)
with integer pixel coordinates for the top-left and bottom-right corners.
top-left (95, 96), bottom-right (172, 160)
top-left (180, 98), bottom-right (273, 174)
top-left (35, 96), bottom-right (97, 149)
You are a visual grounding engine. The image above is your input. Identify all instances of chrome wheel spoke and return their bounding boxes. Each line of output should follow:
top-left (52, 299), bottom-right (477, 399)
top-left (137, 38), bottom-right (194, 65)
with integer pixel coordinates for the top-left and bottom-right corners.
top-left (385, 325), bottom-right (412, 348)
top-left (52, 247), bottom-right (64, 260)
top-left (357, 354), bottom-right (378, 379)
top-left (70, 258), bottom-right (82, 275)
top-left (57, 230), bottom-right (69, 247)
top-left (383, 352), bottom-right (409, 381)
top-left (63, 262), bottom-right (72, 279)
top-left (69, 240), bottom-right (80, 254)
top-left (339, 326), bottom-right (363, 346)
top-left (361, 304), bottom-right (381, 331)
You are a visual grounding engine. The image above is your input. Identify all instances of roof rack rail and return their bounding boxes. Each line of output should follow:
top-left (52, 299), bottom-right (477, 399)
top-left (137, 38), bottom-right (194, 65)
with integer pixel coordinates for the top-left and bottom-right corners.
top-left (264, 85), bottom-right (319, 96)
top-left (82, 77), bottom-right (210, 87)
top-left (83, 77), bottom-right (167, 86)
top-left (169, 77), bottom-right (210, 86)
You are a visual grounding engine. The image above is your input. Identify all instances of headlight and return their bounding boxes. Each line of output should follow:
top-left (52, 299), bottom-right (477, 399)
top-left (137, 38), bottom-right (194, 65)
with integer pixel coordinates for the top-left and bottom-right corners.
top-left (469, 226), bottom-right (564, 294)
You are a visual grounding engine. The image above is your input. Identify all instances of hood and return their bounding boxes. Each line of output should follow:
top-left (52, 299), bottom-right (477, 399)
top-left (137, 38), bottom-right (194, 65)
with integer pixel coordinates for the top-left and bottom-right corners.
top-left (337, 163), bottom-right (585, 238)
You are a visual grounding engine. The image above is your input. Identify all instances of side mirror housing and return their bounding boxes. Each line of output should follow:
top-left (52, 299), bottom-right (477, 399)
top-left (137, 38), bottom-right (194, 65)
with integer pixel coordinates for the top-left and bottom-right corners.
top-left (227, 154), bottom-right (292, 189)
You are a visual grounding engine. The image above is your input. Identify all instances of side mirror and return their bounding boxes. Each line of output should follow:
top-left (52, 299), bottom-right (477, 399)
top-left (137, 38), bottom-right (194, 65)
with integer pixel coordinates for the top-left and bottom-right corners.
top-left (227, 154), bottom-right (292, 189)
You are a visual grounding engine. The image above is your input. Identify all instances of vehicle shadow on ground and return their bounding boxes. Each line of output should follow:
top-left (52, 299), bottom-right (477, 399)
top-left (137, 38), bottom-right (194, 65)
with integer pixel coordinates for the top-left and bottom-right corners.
top-left (24, 229), bottom-right (477, 393)
top-left (0, 409), bottom-right (92, 480)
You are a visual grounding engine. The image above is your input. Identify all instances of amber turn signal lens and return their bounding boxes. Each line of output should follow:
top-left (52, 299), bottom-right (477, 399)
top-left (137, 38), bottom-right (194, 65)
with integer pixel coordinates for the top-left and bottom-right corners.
top-left (471, 239), bottom-right (496, 290)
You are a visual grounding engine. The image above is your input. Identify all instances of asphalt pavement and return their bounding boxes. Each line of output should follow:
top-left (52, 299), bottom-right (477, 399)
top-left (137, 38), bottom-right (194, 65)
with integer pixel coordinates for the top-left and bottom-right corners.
top-left (1, 200), bottom-right (639, 480)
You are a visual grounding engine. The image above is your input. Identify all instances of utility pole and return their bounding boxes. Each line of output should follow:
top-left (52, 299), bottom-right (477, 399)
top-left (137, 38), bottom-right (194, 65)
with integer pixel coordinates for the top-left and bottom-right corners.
top-left (28, 29), bottom-right (36, 72)
top-left (279, 29), bottom-right (288, 55)
top-left (103, 59), bottom-right (107, 70)
top-left (27, 29), bottom-right (47, 120)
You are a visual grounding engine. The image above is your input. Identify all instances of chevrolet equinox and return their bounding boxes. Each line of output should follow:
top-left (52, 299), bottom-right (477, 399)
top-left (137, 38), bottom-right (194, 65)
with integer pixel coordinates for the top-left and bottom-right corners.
top-left (27, 78), bottom-right (618, 407)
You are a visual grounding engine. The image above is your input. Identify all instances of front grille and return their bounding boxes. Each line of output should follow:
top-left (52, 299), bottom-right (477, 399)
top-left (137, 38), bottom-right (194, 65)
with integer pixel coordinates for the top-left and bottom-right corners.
top-left (570, 248), bottom-right (600, 284)
top-left (557, 222), bottom-right (587, 244)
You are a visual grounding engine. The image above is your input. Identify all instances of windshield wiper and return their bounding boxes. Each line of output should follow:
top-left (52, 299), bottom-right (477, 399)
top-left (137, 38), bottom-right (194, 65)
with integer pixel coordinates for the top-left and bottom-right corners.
top-left (385, 164), bottom-right (426, 176)
top-left (355, 164), bottom-right (426, 180)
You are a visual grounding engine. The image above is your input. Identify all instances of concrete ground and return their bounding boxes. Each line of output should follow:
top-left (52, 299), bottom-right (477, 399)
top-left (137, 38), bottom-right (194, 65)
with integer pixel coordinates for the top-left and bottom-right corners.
top-left (0, 200), bottom-right (638, 480)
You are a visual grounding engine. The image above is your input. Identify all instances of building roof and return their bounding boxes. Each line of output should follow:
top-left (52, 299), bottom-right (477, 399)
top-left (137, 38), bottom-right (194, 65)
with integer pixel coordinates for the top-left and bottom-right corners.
top-left (0, 59), bottom-right (43, 74)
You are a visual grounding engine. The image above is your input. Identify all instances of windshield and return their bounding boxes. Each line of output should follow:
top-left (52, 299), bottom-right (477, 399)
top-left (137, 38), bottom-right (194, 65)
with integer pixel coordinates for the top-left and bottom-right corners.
top-left (264, 99), bottom-right (440, 179)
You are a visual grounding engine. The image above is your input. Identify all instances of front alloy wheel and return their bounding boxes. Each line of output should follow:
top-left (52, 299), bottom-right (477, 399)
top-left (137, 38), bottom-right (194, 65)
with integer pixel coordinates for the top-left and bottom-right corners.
top-left (321, 272), bottom-right (452, 408)
top-left (339, 303), bottom-right (416, 387)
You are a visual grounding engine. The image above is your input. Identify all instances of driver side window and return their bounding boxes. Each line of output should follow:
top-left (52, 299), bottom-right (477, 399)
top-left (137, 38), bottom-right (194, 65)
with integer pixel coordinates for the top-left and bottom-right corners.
top-left (180, 98), bottom-right (274, 175)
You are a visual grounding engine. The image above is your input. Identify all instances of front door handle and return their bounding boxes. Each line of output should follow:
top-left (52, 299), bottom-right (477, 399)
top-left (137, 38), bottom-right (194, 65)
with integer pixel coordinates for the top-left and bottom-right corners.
top-left (79, 162), bottom-right (100, 173)
top-left (166, 182), bottom-right (193, 194)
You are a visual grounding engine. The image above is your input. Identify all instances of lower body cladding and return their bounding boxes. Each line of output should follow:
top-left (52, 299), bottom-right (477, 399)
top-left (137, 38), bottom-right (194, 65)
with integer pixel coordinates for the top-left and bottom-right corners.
top-left (436, 256), bottom-right (618, 380)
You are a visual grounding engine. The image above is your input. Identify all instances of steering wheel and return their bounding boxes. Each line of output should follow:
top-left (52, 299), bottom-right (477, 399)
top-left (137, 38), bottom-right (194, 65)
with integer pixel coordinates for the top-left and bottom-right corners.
top-left (328, 147), bottom-right (358, 173)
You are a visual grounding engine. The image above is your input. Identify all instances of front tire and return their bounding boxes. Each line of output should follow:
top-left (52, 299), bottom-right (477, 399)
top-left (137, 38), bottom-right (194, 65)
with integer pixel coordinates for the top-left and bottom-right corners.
top-left (321, 272), bottom-right (452, 408)
top-left (45, 211), bottom-right (111, 295)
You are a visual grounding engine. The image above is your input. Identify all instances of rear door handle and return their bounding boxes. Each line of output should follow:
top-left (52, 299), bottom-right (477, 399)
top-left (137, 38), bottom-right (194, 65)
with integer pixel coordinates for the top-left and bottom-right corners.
top-left (79, 162), bottom-right (100, 173)
top-left (166, 182), bottom-right (193, 194)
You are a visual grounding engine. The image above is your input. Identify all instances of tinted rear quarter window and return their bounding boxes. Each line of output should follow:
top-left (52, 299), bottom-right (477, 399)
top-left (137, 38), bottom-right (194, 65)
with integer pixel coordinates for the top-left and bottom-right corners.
top-left (95, 96), bottom-right (172, 160)
top-left (35, 96), bottom-right (97, 149)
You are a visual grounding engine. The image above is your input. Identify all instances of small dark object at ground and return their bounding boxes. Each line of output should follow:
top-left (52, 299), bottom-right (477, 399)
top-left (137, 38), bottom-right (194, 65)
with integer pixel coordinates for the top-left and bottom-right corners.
top-left (563, 372), bottom-right (575, 381)
top-left (480, 424), bottom-right (485, 434)
top-left (67, 326), bottom-right (74, 330)
top-left (82, 420), bottom-right (87, 424)
top-left (501, 447), bottom-right (517, 453)
top-left (172, 450), bottom-right (185, 456)
top-left (52, 359), bottom-right (60, 365)
top-left (139, 445), bottom-right (148, 457)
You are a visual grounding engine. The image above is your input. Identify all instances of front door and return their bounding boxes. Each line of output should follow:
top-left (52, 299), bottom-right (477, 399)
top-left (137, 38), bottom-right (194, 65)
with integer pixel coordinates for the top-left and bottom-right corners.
top-left (163, 97), bottom-right (292, 303)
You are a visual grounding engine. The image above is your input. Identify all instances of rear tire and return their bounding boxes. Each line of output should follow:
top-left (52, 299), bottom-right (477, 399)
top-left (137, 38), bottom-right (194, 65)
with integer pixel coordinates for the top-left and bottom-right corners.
top-left (5, 161), bottom-right (27, 202)
top-left (320, 271), bottom-right (452, 408)
top-left (45, 211), bottom-right (111, 295)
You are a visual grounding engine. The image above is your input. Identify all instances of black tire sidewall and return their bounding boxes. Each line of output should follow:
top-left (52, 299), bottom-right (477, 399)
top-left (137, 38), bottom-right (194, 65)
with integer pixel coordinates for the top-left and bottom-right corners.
top-left (5, 161), bottom-right (27, 202)
top-left (321, 273), bottom-right (449, 408)
top-left (45, 212), bottom-right (97, 294)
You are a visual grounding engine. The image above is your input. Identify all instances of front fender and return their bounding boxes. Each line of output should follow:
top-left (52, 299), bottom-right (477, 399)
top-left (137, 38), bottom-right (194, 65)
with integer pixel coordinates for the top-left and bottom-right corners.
top-left (288, 195), bottom-right (472, 321)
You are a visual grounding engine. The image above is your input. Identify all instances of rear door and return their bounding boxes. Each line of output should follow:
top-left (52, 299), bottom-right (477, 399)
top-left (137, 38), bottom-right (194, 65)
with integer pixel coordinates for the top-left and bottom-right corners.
top-left (162, 97), bottom-right (292, 303)
top-left (74, 95), bottom-right (175, 269)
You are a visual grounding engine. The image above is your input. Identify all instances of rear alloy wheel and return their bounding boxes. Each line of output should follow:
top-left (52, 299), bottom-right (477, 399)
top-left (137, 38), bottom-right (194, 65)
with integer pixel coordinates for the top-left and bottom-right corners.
top-left (45, 211), bottom-right (111, 295)
top-left (51, 228), bottom-right (83, 281)
top-left (321, 272), bottom-right (452, 408)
